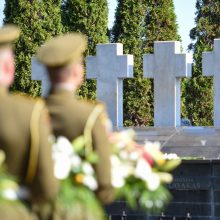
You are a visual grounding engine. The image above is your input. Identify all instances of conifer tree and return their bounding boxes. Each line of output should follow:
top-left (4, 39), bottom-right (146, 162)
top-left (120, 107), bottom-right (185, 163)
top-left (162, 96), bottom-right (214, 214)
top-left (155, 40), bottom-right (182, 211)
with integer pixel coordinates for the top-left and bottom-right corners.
top-left (112, 0), bottom-right (180, 126)
top-left (182, 0), bottom-right (220, 125)
top-left (4, 0), bottom-right (63, 96)
top-left (144, 0), bottom-right (180, 53)
top-left (62, 0), bottom-right (108, 100)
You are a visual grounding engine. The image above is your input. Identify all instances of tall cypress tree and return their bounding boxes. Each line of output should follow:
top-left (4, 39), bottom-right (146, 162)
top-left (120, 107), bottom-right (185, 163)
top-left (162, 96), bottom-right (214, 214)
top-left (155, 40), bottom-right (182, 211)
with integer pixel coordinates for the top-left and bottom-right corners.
top-left (62, 0), bottom-right (108, 100)
top-left (182, 0), bottom-right (220, 126)
top-left (112, 0), bottom-right (180, 126)
top-left (4, 0), bottom-right (63, 96)
top-left (144, 0), bottom-right (180, 53)
top-left (112, 0), bottom-right (151, 126)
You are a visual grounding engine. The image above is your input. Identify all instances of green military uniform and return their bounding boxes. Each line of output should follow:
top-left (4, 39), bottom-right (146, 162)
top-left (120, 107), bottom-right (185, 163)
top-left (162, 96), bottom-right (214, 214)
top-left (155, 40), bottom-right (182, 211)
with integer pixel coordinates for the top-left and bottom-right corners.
top-left (36, 34), bottom-right (114, 204)
top-left (0, 25), bottom-right (59, 220)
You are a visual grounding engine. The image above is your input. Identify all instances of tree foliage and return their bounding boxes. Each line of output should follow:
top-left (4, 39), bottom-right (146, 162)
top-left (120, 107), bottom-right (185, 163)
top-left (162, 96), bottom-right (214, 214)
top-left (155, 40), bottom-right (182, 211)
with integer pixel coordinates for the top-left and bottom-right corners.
top-left (182, 0), bottom-right (220, 125)
top-left (62, 0), bottom-right (109, 100)
top-left (143, 0), bottom-right (180, 53)
top-left (112, 0), bottom-right (180, 126)
top-left (4, 0), bottom-right (63, 96)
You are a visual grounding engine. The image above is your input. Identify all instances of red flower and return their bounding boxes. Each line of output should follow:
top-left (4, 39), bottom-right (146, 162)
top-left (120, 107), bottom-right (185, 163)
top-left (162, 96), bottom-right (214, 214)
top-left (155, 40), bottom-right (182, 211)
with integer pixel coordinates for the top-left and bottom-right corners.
top-left (142, 151), bottom-right (154, 167)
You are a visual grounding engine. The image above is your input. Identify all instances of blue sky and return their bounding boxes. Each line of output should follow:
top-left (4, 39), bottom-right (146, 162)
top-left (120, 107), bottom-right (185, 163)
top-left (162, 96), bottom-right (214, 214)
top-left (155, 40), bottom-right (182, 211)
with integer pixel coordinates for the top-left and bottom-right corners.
top-left (0, 0), bottom-right (196, 52)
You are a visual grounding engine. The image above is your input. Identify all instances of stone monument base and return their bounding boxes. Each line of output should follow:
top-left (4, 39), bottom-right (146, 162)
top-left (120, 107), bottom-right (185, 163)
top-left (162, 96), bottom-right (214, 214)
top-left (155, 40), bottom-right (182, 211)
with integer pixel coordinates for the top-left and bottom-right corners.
top-left (107, 127), bottom-right (220, 220)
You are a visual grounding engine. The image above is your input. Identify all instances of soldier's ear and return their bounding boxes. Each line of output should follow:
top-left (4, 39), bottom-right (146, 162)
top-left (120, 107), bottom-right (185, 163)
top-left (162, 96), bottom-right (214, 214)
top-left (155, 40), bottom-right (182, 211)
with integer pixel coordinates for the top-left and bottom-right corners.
top-left (3, 57), bottom-right (14, 86)
top-left (4, 60), bottom-right (14, 75)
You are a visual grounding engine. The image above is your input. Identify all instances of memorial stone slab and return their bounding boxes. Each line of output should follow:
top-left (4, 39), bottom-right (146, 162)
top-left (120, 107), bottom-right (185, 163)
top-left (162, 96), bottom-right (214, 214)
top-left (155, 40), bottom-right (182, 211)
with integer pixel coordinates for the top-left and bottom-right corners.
top-left (107, 127), bottom-right (220, 220)
top-left (86, 43), bottom-right (134, 127)
top-left (31, 58), bottom-right (50, 97)
top-left (143, 41), bottom-right (192, 127)
top-left (203, 39), bottom-right (220, 126)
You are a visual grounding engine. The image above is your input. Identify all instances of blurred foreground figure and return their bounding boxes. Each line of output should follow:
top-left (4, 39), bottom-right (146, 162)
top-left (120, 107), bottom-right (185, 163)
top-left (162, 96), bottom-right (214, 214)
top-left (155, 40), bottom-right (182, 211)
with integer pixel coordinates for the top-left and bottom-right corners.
top-left (0, 25), bottom-right (59, 220)
top-left (36, 33), bottom-right (114, 204)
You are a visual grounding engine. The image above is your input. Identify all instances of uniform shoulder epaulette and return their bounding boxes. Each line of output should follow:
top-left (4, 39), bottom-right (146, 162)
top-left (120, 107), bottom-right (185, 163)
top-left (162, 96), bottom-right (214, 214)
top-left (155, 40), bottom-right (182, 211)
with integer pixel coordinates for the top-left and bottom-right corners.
top-left (84, 104), bottom-right (105, 155)
top-left (25, 99), bottom-right (46, 184)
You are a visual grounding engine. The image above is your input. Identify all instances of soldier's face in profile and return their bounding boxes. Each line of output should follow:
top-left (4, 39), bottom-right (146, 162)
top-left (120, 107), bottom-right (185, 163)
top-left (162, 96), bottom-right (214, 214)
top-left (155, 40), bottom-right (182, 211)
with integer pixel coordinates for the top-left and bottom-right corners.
top-left (71, 59), bottom-right (84, 88)
top-left (0, 49), bottom-right (15, 87)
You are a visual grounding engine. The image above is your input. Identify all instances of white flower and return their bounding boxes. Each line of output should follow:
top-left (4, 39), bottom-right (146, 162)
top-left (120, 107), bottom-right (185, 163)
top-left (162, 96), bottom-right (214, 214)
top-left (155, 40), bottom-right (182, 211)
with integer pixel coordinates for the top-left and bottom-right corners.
top-left (111, 174), bottom-right (125, 188)
top-left (134, 159), bottom-right (160, 191)
top-left (147, 173), bottom-right (160, 191)
top-left (111, 155), bottom-right (133, 188)
top-left (129, 151), bottom-right (139, 161)
top-left (2, 189), bottom-right (18, 200)
top-left (54, 155), bottom-right (72, 180)
top-left (53, 136), bottom-right (73, 156)
top-left (163, 153), bottom-right (179, 160)
top-left (111, 164), bottom-right (127, 188)
top-left (71, 155), bottom-right (82, 168)
top-left (82, 162), bottom-right (94, 175)
top-left (52, 136), bottom-right (76, 179)
top-left (134, 159), bottom-right (152, 181)
top-left (83, 175), bottom-right (98, 191)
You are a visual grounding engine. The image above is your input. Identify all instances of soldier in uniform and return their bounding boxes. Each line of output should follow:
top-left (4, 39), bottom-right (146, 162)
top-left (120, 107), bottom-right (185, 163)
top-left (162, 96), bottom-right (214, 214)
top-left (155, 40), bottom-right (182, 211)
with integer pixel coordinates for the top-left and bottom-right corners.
top-left (0, 25), bottom-right (59, 219)
top-left (36, 33), bottom-right (114, 204)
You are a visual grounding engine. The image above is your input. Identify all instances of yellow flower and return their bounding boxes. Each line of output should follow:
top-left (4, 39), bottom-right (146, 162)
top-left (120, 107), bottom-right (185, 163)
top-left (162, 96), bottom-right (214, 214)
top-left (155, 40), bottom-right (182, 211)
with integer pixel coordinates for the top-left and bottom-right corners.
top-left (144, 142), bottom-right (166, 166)
top-left (75, 174), bottom-right (84, 184)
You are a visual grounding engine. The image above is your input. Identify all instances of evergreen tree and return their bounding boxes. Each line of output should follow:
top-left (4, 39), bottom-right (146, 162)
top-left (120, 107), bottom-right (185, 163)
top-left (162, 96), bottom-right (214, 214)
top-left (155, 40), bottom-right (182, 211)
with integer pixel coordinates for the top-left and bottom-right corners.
top-left (112, 0), bottom-right (151, 126)
top-left (144, 0), bottom-right (180, 53)
top-left (4, 0), bottom-right (63, 96)
top-left (182, 0), bottom-right (220, 125)
top-left (112, 0), bottom-right (180, 126)
top-left (62, 0), bottom-right (108, 100)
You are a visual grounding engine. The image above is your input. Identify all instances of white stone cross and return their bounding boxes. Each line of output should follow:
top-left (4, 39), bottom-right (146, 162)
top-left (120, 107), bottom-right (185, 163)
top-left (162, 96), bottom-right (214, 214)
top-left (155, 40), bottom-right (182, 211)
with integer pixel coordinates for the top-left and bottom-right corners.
top-left (203, 39), bottom-right (220, 126)
top-left (86, 43), bottom-right (134, 127)
top-left (143, 41), bottom-right (192, 127)
top-left (31, 58), bottom-right (51, 97)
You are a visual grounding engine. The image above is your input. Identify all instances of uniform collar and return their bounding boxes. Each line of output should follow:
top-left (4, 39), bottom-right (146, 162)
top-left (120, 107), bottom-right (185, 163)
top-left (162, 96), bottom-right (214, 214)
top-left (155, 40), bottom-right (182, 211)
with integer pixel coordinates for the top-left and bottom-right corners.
top-left (53, 83), bottom-right (76, 92)
top-left (0, 87), bottom-right (7, 96)
top-left (48, 86), bottom-right (76, 98)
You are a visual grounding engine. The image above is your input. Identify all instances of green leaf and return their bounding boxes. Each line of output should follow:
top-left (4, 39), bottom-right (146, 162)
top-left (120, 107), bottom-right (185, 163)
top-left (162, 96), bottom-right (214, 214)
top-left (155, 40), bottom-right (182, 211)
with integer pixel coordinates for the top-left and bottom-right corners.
top-left (160, 159), bottom-right (182, 172)
top-left (72, 136), bottom-right (86, 152)
top-left (86, 152), bottom-right (99, 164)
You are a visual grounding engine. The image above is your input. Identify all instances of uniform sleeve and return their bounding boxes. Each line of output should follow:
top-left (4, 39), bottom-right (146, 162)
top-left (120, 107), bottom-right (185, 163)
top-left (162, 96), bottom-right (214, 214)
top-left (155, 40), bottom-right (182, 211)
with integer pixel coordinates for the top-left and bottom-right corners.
top-left (92, 111), bottom-right (114, 204)
top-left (30, 107), bottom-right (59, 203)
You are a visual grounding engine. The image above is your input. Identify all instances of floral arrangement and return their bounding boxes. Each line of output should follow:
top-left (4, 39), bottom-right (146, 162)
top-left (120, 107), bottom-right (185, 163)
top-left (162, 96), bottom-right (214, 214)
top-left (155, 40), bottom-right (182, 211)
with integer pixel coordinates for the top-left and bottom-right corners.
top-left (52, 129), bottom-right (181, 218)
top-left (109, 129), bottom-right (181, 213)
top-left (52, 136), bottom-right (106, 220)
top-left (0, 150), bottom-right (28, 204)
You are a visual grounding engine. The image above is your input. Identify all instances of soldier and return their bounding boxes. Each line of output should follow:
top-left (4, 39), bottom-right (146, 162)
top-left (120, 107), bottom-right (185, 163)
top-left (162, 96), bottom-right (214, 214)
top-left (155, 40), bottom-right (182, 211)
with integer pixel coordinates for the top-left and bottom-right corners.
top-left (0, 25), bottom-right (59, 219)
top-left (36, 33), bottom-right (114, 204)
